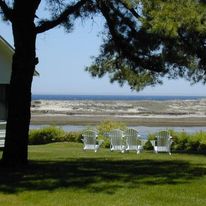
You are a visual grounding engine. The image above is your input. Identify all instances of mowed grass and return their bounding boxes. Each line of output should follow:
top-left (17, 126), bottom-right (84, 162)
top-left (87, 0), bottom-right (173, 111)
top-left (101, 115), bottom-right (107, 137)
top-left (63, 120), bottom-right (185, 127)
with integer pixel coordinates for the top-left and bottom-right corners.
top-left (0, 142), bottom-right (206, 206)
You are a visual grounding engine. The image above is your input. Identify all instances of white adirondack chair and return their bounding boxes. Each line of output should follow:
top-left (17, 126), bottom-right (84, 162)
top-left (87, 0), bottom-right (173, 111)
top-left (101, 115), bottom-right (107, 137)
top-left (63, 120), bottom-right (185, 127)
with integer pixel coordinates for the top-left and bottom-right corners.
top-left (124, 128), bottom-right (143, 154)
top-left (150, 130), bottom-right (173, 155)
top-left (0, 129), bottom-right (5, 148)
top-left (108, 129), bottom-right (124, 152)
top-left (81, 130), bottom-right (103, 152)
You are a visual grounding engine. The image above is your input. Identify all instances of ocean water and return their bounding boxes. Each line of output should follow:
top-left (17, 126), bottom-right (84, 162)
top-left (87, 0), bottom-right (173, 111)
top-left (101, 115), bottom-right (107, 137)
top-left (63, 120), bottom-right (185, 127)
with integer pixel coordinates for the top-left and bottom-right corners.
top-left (32, 94), bottom-right (206, 101)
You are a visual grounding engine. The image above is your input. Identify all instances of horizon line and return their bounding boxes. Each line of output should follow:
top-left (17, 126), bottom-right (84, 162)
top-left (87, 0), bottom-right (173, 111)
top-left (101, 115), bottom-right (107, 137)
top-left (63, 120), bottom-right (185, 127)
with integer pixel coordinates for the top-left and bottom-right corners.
top-left (32, 93), bottom-right (206, 97)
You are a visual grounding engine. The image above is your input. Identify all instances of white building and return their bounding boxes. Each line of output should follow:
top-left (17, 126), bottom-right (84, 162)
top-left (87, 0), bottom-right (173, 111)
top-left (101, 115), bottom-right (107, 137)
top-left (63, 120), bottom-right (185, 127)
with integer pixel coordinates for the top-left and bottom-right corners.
top-left (0, 35), bottom-right (38, 121)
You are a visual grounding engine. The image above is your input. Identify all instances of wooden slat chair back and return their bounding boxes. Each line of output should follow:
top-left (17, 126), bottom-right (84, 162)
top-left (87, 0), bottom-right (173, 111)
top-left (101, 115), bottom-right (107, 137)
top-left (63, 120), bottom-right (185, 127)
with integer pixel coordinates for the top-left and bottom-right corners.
top-left (150, 130), bottom-right (173, 155)
top-left (124, 128), bottom-right (142, 154)
top-left (82, 130), bottom-right (97, 145)
top-left (108, 129), bottom-right (124, 152)
top-left (0, 130), bottom-right (5, 148)
top-left (157, 131), bottom-right (170, 146)
top-left (81, 130), bottom-right (103, 152)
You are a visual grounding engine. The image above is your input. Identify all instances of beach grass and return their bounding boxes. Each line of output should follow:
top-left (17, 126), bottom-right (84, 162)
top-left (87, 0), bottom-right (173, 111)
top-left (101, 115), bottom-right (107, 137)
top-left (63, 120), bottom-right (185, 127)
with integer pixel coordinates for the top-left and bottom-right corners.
top-left (0, 142), bottom-right (206, 206)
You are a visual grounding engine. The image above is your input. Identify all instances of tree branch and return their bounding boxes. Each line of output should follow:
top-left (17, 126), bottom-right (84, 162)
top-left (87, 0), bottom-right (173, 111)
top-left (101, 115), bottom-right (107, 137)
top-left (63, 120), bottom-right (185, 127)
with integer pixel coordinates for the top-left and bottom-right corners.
top-left (98, 2), bottom-right (123, 51)
top-left (120, 0), bottom-right (140, 19)
top-left (109, 2), bottom-right (138, 34)
top-left (36, 0), bottom-right (88, 34)
top-left (0, 0), bottom-right (13, 21)
top-left (98, 1), bottom-right (138, 64)
top-left (98, 1), bottom-right (164, 73)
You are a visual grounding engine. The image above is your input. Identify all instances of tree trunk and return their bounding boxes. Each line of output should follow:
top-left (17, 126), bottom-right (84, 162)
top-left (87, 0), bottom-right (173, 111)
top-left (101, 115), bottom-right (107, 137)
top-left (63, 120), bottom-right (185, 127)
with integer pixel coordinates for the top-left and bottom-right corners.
top-left (1, 13), bottom-right (37, 167)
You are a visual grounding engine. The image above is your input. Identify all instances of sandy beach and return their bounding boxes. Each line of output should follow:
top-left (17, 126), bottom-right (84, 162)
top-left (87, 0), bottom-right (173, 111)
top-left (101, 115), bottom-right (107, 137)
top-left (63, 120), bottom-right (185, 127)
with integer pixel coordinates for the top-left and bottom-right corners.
top-left (30, 99), bottom-right (206, 126)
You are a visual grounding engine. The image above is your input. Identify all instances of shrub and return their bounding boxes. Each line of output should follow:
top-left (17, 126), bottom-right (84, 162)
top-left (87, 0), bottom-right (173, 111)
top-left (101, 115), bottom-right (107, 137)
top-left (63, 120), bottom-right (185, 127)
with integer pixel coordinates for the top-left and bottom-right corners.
top-left (193, 131), bottom-right (206, 153)
top-left (143, 133), bottom-right (156, 150)
top-left (64, 131), bottom-right (82, 143)
top-left (199, 139), bottom-right (206, 152)
top-left (97, 120), bottom-right (127, 134)
top-left (171, 131), bottom-right (189, 151)
top-left (29, 126), bottom-right (65, 145)
top-left (168, 130), bottom-right (206, 153)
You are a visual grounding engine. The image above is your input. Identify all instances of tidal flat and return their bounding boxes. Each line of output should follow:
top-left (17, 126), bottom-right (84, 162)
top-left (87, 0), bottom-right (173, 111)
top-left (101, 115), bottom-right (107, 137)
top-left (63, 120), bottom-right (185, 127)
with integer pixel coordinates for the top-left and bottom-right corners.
top-left (31, 99), bottom-right (206, 126)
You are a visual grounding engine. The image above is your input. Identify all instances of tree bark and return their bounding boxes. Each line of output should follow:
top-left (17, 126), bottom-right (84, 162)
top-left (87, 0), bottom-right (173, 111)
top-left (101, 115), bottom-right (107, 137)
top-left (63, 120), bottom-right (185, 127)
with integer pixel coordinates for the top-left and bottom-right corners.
top-left (1, 5), bottom-right (37, 166)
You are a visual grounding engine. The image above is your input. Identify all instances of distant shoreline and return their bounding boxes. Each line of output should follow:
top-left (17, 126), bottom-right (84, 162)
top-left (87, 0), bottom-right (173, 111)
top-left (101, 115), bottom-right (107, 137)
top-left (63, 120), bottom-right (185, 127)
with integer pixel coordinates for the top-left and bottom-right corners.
top-left (31, 99), bottom-right (206, 126)
top-left (31, 114), bottom-right (206, 127)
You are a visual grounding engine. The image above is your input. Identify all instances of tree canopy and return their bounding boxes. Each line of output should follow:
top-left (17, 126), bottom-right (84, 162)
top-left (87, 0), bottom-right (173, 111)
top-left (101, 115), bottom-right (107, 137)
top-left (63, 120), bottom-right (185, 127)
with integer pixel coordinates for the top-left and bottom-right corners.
top-left (86, 0), bottom-right (206, 90)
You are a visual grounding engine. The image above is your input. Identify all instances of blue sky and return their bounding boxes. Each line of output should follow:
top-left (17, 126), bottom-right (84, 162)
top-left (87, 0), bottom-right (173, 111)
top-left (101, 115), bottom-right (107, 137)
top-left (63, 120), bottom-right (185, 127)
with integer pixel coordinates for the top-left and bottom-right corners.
top-left (1, 14), bottom-right (206, 96)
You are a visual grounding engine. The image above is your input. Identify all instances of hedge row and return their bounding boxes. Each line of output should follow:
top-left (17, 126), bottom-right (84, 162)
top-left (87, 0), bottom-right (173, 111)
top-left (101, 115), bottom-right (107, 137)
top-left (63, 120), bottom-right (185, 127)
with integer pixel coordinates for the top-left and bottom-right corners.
top-left (29, 122), bottom-right (206, 153)
top-left (29, 126), bottom-right (82, 145)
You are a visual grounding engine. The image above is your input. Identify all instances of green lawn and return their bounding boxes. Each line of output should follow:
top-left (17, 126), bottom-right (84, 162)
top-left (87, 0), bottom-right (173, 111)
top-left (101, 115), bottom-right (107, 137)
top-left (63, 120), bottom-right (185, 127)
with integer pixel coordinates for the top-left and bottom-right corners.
top-left (0, 142), bottom-right (206, 206)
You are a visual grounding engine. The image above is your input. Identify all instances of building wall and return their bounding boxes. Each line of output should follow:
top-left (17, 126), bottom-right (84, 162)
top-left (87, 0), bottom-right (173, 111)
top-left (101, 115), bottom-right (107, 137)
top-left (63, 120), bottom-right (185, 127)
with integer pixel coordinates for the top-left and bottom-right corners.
top-left (0, 37), bottom-right (13, 120)
top-left (0, 39), bottom-right (12, 84)
top-left (0, 85), bottom-right (8, 120)
top-left (0, 36), bottom-right (38, 121)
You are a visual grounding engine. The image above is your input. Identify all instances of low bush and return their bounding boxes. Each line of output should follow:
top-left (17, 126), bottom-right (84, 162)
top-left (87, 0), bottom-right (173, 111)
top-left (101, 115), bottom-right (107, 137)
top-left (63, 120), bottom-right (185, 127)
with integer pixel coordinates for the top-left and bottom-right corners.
top-left (169, 130), bottom-right (189, 151)
top-left (29, 126), bottom-right (81, 145)
top-left (164, 130), bottom-right (206, 153)
top-left (29, 126), bottom-right (66, 145)
top-left (143, 133), bottom-right (156, 150)
top-left (63, 131), bottom-right (82, 143)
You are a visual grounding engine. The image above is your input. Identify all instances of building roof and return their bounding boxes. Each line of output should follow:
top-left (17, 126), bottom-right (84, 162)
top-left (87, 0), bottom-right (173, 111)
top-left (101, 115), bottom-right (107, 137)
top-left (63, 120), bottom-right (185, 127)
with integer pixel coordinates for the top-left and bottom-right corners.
top-left (0, 35), bottom-right (14, 53)
top-left (0, 35), bottom-right (39, 76)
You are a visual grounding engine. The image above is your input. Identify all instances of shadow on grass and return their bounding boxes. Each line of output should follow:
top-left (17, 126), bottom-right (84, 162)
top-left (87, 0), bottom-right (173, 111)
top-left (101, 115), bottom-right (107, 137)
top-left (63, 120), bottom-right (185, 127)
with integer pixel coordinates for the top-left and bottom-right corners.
top-left (0, 159), bottom-right (205, 194)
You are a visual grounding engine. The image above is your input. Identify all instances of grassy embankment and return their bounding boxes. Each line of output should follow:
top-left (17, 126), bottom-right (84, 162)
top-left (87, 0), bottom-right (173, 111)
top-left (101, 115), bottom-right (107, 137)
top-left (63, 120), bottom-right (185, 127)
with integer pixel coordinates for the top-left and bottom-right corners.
top-left (0, 142), bottom-right (206, 206)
